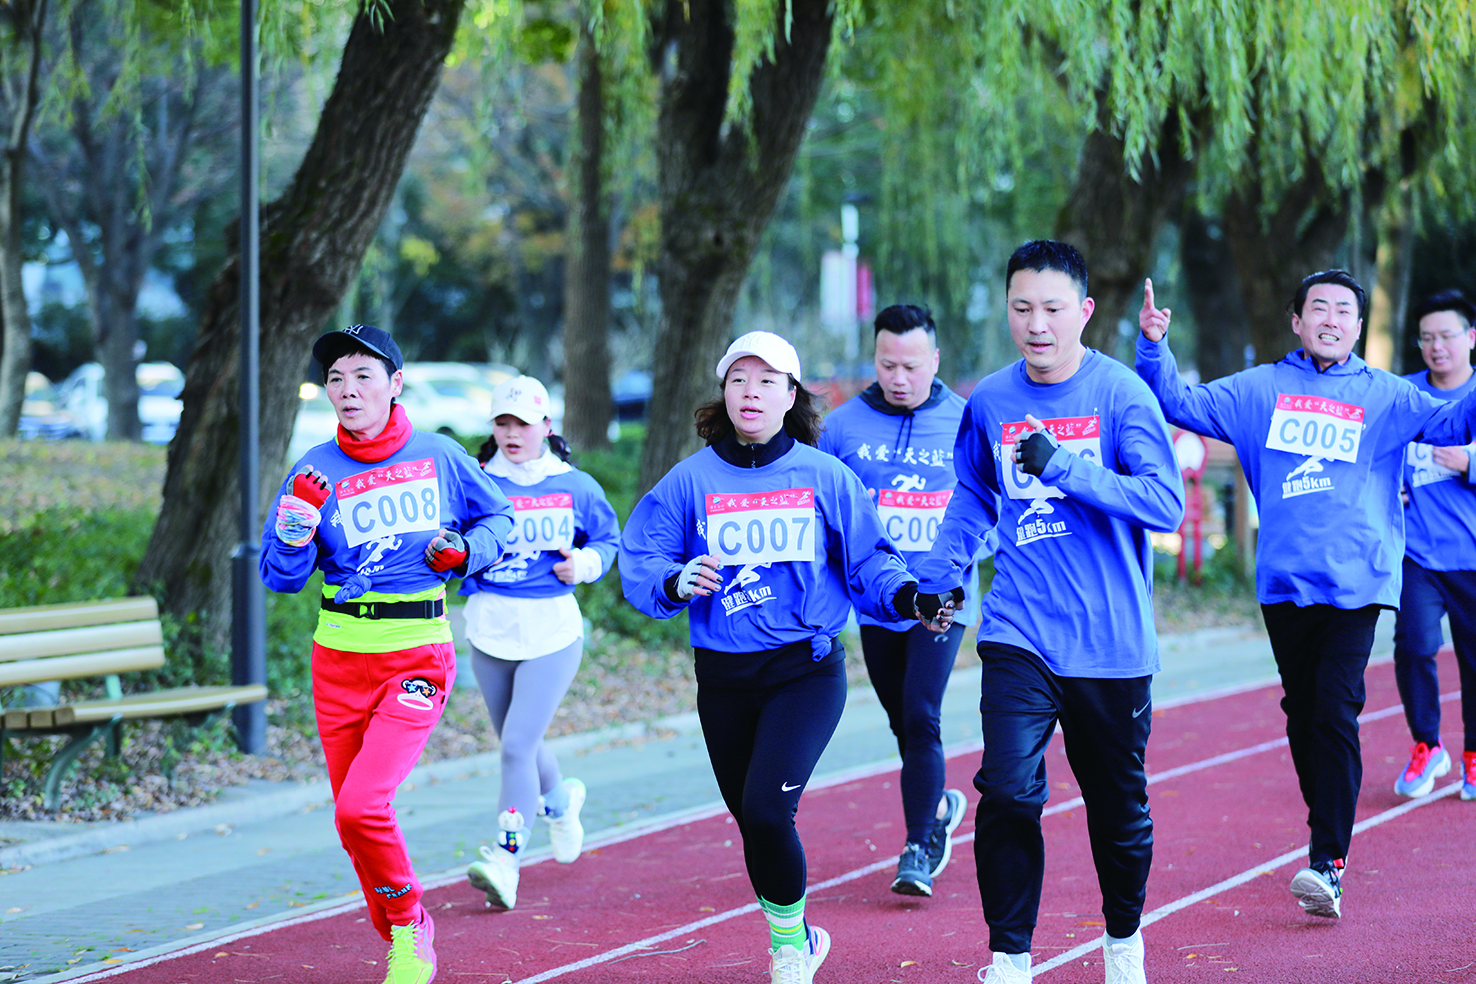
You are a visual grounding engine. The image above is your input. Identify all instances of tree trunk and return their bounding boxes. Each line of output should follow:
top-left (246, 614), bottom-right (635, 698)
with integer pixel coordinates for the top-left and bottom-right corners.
top-left (131, 0), bottom-right (465, 659)
top-left (1222, 170), bottom-right (1350, 366)
top-left (560, 22), bottom-right (612, 452)
top-left (1056, 107), bottom-right (1195, 358)
top-left (1366, 181), bottom-right (1415, 373)
top-left (636, 0), bottom-right (834, 497)
top-left (0, 0), bottom-right (48, 436)
top-left (1179, 209), bottom-right (1250, 382)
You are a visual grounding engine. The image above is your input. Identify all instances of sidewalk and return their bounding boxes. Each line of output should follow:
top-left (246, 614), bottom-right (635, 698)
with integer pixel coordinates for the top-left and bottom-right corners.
top-left (0, 615), bottom-right (1399, 983)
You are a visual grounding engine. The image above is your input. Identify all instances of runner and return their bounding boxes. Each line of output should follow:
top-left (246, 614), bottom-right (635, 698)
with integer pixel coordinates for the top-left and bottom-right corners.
top-left (459, 375), bottom-right (621, 909)
top-left (1392, 290), bottom-right (1476, 800)
top-left (1136, 271), bottom-right (1476, 919)
top-left (619, 331), bottom-right (951, 984)
top-left (817, 303), bottom-right (974, 897)
top-left (918, 240), bottom-right (1184, 984)
top-left (260, 325), bottom-right (514, 984)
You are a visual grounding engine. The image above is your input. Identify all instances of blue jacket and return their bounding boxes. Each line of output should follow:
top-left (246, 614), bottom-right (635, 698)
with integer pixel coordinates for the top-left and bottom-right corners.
top-left (1401, 369), bottom-right (1476, 573)
top-left (918, 350), bottom-right (1184, 678)
top-left (1136, 336), bottom-right (1476, 607)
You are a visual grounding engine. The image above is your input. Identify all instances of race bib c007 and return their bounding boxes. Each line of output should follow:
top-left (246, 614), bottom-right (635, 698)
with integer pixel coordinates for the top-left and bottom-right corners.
top-left (506, 493), bottom-right (576, 552)
top-left (704, 488), bottom-right (816, 564)
top-left (1265, 394), bottom-right (1364, 464)
top-left (1000, 416), bottom-right (1102, 501)
top-left (877, 489), bottom-right (952, 550)
top-left (336, 458), bottom-right (442, 548)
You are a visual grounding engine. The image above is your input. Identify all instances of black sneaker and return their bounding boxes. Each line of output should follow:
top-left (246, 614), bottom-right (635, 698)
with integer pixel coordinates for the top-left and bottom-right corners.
top-left (925, 788), bottom-right (968, 878)
top-left (1290, 858), bottom-right (1344, 918)
top-left (890, 842), bottom-right (933, 897)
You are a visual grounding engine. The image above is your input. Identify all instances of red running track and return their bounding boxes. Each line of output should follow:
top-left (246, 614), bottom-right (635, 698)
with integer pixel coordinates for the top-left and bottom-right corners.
top-left (72, 650), bottom-right (1472, 984)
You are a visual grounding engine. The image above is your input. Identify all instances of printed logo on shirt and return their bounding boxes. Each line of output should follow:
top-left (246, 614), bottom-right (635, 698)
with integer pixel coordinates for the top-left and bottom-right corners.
top-left (1281, 456), bottom-right (1334, 499)
top-left (357, 533), bottom-right (403, 576)
top-left (719, 562), bottom-right (774, 615)
top-left (855, 443), bottom-right (952, 467)
top-left (486, 548), bottom-right (538, 583)
top-left (397, 676), bottom-right (439, 710)
top-left (891, 473), bottom-right (927, 492)
top-left (337, 458), bottom-right (442, 548)
top-left (1015, 496), bottom-right (1071, 545)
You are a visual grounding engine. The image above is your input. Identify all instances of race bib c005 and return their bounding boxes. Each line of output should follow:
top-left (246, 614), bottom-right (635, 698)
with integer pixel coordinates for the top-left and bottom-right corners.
top-left (1000, 416), bottom-right (1102, 501)
top-left (336, 458), bottom-right (442, 548)
top-left (704, 488), bottom-right (816, 564)
top-left (1265, 394), bottom-right (1364, 464)
top-left (506, 493), bottom-right (576, 552)
top-left (877, 489), bottom-right (952, 550)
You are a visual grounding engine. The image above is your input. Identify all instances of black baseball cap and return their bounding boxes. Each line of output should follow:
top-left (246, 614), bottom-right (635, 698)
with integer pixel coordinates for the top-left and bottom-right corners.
top-left (312, 324), bottom-right (404, 377)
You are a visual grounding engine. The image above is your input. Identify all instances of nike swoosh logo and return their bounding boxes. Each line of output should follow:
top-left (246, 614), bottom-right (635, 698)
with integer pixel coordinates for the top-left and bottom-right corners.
top-left (1132, 702), bottom-right (1151, 718)
top-left (781, 781), bottom-right (803, 792)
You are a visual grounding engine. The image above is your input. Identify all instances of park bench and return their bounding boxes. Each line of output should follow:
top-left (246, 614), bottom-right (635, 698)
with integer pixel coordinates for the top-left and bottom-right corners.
top-left (0, 596), bottom-right (268, 810)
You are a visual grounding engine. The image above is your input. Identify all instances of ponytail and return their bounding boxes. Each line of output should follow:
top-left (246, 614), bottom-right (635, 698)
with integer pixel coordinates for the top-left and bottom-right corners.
top-left (548, 433), bottom-right (573, 462)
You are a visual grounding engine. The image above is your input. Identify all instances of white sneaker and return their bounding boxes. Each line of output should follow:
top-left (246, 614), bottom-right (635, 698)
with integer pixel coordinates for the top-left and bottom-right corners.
top-left (467, 808), bottom-right (524, 909)
top-left (1103, 931), bottom-right (1146, 984)
top-left (977, 951), bottom-right (1032, 983)
top-left (770, 925), bottom-right (830, 984)
top-left (544, 778), bottom-right (587, 864)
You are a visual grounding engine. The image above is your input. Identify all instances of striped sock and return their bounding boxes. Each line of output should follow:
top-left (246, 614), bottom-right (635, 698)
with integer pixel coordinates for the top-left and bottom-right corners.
top-left (758, 895), bottom-right (807, 952)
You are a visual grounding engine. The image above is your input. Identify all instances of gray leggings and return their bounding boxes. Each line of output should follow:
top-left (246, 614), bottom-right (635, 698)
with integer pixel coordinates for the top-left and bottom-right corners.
top-left (470, 637), bottom-right (584, 822)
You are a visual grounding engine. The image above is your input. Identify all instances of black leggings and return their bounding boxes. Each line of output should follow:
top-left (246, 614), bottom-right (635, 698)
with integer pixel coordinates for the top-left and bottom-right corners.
top-left (696, 659), bottom-right (847, 905)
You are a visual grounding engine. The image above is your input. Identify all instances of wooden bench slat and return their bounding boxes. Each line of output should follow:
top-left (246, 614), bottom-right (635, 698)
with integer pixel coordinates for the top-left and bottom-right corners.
top-left (0, 646), bottom-right (166, 687)
top-left (0, 621), bottom-right (164, 662)
top-left (0, 597), bottom-right (158, 635)
top-left (62, 685), bottom-right (270, 724)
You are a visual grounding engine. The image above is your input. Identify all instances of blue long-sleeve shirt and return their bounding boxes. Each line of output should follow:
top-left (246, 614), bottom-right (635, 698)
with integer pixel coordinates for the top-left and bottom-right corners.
top-left (917, 350), bottom-right (1184, 678)
top-left (1400, 369), bottom-right (1476, 573)
top-left (1135, 336), bottom-right (1476, 608)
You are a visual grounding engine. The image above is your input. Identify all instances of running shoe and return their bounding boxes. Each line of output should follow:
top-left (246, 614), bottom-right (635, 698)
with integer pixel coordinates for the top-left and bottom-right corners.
top-left (976, 952), bottom-right (1032, 983)
top-left (1463, 751), bottom-right (1476, 801)
top-left (1103, 930), bottom-right (1146, 984)
top-left (384, 907), bottom-right (436, 984)
top-left (1393, 740), bottom-right (1451, 798)
top-left (543, 777), bottom-right (587, 863)
top-left (1289, 858), bottom-right (1344, 919)
top-left (890, 841), bottom-right (933, 897)
top-left (926, 788), bottom-right (968, 878)
top-left (769, 924), bottom-right (830, 984)
top-left (467, 808), bottom-right (524, 909)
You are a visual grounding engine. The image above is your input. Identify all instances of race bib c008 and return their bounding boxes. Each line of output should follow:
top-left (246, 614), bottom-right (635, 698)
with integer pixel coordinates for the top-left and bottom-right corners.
top-left (1000, 416), bottom-right (1102, 501)
top-left (877, 489), bottom-right (952, 550)
top-left (336, 458), bottom-right (442, 548)
top-left (1265, 394), bottom-right (1364, 464)
top-left (506, 493), bottom-right (576, 552)
top-left (704, 488), bottom-right (816, 564)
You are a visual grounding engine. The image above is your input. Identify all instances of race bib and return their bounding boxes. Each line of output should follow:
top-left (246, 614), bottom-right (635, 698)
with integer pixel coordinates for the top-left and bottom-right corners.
top-left (505, 493), bottom-right (576, 552)
top-left (1000, 416), bottom-right (1102, 501)
top-left (337, 458), bottom-right (441, 548)
top-left (1406, 442), bottom-right (1463, 487)
top-left (877, 489), bottom-right (952, 550)
top-left (704, 488), bottom-right (816, 564)
top-left (1265, 394), bottom-right (1364, 463)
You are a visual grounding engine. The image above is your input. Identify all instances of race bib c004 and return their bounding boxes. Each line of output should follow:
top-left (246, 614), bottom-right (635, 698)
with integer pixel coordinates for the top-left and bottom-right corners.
top-left (1265, 394), bottom-right (1364, 464)
top-left (506, 493), bottom-right (576, 552)
top-left (877, 489), bottom-right (952, 550)
top-left (1000, 416), bottom-right (1102, 500)
top-left (336, 458), bottom-right (442, 548)
top-left (704, 488), bottom-right (816, 564)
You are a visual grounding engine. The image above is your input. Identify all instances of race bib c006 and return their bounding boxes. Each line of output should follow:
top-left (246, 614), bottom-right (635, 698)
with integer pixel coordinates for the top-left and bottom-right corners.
top-left (1000, 416), bottom-right (1102, 501)
top-left (877, 489), bottom-right (952, 550)
top-left (506, 493), bottom-right (576, 552)
top-left (1406, 441), bottom-right (1465, 487)
top-left (1265, 394), bottom-right (1364, 464)
top-left (704, 488), bottom-right (816, 564)
top-left (336, 458), bottom-right (442, 548)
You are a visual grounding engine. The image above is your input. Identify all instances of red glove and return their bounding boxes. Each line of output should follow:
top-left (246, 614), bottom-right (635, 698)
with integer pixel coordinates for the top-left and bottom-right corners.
top-left (425, 528), bottom-right (468, 573)
top-left (292, 466), bottom-right (332, 509)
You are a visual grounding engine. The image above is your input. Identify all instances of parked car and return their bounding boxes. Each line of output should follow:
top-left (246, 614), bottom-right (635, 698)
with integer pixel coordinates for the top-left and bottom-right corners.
top-left (612, 369), bottom-right (652, 422)
top-left (18, 371), bottom-right (84, 440)
top-left (56, 361), bottom-right (184, 443)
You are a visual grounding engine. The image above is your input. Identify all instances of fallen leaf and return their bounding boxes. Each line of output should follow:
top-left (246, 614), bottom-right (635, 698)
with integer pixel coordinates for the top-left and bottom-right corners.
top-left (257, 848), bottom-right (271, 856)
top-left (245, 902), bottom-right (260, 910)
top-left (185, 923), bottom-right (204, 930)
top-left (215, 953), bottom-right (229, 958)
top-left (532, 915), bottom-right (551, 920)
top-left (699, 906), bottom-right (715, 912)
top-left (901, 960), bottom-right (917, 967)
top-left (5, 908), bottom-right (21, 914)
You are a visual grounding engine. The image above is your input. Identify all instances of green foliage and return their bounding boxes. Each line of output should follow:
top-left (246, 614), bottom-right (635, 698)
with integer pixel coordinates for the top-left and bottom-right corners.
top-left (0, 507), bottom-right (152, 606)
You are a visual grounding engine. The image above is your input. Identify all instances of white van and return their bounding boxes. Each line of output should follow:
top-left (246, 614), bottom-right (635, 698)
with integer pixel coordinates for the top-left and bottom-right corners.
top-left (57, 362), bottom-right (185, 443)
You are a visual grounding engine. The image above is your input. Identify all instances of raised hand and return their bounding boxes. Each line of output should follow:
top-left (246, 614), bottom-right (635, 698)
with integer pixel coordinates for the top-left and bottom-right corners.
top-left (1139, 278), bottom-right (1171, 342)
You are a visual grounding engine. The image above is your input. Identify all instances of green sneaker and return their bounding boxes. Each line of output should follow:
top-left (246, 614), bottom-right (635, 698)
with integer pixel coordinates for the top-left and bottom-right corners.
top-left (384, 908), bottom-right (436, 984)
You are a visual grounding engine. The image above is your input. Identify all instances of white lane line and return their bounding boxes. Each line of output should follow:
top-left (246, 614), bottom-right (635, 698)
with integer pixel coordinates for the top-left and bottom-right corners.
top-left (1031, 781), bottom-right (1464, 975)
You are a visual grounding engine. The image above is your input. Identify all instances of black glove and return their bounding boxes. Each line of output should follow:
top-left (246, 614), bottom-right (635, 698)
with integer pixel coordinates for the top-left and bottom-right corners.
top-left (915, 586), bottom-right (965, 623)
top-left (1015, 428), bottom-right (1061, 477)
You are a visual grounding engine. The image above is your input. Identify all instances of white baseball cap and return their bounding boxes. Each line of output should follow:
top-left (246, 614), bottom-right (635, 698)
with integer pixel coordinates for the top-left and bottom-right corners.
top-left (489, 375), bottom-right (552, 423)
top-left (715, 331), bottom-right (802, 381)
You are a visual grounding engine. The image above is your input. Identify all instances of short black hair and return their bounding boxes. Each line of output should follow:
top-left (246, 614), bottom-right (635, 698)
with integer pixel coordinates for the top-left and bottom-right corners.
top-left (1411, 289), bottom-right (1476, 330)
top-left (1006, 240), bottom-right (1089, 300)
top-left (1289, 270), bottom-right (1368, 321)
top-left (873, 304), bottom-right (937, 340)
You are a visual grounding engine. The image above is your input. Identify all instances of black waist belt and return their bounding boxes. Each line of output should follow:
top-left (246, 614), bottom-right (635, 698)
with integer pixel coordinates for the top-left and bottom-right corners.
top-left (320, 598), bottom-right (445, 620)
